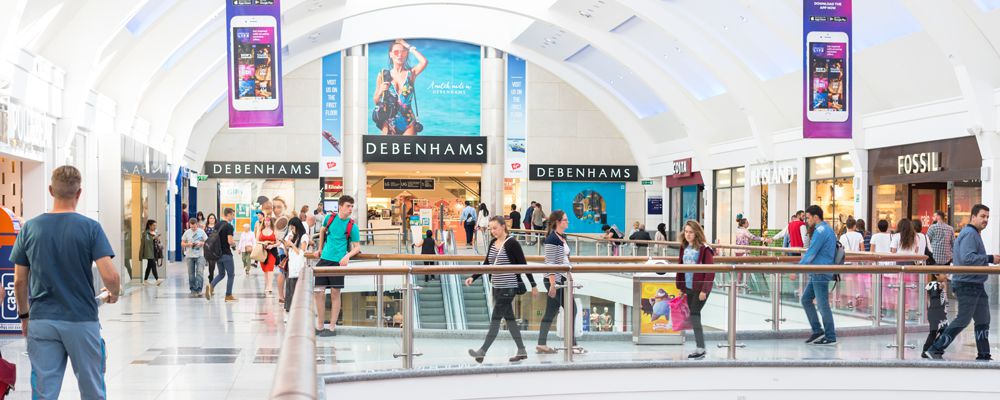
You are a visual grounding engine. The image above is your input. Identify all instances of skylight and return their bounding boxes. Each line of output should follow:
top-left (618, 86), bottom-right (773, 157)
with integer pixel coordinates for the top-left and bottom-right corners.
top-left (126, 0), bottom-right (177, 37)
top-left (565, 45), bottom-right (668, 119)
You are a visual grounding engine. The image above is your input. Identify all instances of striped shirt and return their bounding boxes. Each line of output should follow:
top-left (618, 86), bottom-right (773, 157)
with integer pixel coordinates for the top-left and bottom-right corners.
top-left (544, 232), bottom-right (570, 282)
top-left (485, 241), bottom-right (520, 288)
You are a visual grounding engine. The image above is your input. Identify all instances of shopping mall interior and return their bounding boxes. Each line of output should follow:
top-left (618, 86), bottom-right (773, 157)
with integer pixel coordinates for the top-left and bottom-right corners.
top-left (2, 0), bottom-right (1000, 398)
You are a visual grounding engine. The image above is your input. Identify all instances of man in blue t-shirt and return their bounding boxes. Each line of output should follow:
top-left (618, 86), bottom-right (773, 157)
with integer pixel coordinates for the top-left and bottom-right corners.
top-left (10, 166), bottom-right (121, 399)
top-left (313, 195), bottom-right (360, 337)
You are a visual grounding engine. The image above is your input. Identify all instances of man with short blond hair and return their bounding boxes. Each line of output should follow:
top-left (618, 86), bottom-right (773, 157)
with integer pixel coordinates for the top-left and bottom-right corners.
top-left (11, 165), bottom-right (121, 399)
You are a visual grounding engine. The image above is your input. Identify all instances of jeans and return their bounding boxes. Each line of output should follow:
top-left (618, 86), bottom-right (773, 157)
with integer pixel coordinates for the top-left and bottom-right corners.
top-left (186, 257), bottom-right (204, 292)
top-left (464, 221), bottom-right (475, 245)
top-left (929, 282), bottom-right (991, 357)
top-left (143, 258), bottom-right (158, 281)
top-left (538, 279), bottom-right (577, 346)
top-left (210, 254), bottom-right (236, 296)
top-left (479, 288), bottom-right (525, 353)
top-left (27, 320), bottom-right (106, 399)
top-left (685, 289), bottom-right (709, 349)
top-left (801, 276), bottom-right (836, 341)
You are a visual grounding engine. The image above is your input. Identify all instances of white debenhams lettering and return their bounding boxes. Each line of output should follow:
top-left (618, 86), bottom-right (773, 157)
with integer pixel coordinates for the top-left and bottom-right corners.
top-left (366, 143), bottom-right (377, 154)
top-left (225, 164), bottom-right (233, 175)
top-left (623, 168), bottom-right (632, 179)
top-left (278, 165), bottom-right (288, 175)
top-left (476, 143), bottom-right (485, 155)
top-left (291, 164), bottom-right (302, 175)
top-left (305, 164), bottom-right (313, 174)
top-left (460, 143), bottom-right (472, 155)
top-left (444, 144), bottom-right (455, 155)
top-left (213, 164), bottom-right (223, 174)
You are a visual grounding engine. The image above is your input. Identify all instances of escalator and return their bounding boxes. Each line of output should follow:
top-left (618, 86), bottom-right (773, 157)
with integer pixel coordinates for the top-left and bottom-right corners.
top-left (415, 276), bottom-right (448, 329)
top-left (461, 278), bottom-right (491, 330)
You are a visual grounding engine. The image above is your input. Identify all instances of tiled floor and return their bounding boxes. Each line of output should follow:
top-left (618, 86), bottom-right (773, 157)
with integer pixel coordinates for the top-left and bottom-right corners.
top-left (1, 259), bottom-right (996, 399)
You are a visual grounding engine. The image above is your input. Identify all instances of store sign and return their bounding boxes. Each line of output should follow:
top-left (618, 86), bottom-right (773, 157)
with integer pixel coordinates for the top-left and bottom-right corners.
top-left (324, 180), bottom-right (343, 192)
top-left (204, 162), bottom-right (318, 179)
top-left (640, 179), bottom-right (654, 186)
top-left (671, 158), bottom-right (692, 177)
top-left (749, 165), bottom-right (796, 186)
top-left (362, 136), bottom-right (487, 163)
top-left (647, 195), bottom-right (663, 215)
top-left (384, 179), bottom-right (435, 190)
top-left (897, 152), bottom-right (941, 175)
top-left (530, 164), bottom-right (638, 182)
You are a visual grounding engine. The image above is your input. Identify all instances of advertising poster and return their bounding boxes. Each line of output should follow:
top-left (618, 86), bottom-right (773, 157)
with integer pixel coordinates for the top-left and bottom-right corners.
top-left (552, 182), bottom-right (625, 234)
top-left (505, 55), bottom-right (527, 179)
top-left (321, 52), bottom-right (343, 177)
top-left (368, 39), bottom-right (481, 136)
top-left (226, 0), bottom-right (283, 128)
top-left (802, 0), bottom-right (852, 139)
top-left (638, 280), bottom-right (683, 335)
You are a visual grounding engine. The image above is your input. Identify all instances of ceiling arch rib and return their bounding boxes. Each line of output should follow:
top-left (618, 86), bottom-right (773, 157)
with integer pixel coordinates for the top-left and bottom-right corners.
top-left (172, 6), bottom-right (659, 173)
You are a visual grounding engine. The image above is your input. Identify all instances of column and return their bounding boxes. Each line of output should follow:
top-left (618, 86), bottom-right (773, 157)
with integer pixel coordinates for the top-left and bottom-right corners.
top-left (344, 46), bottom-right (368, 227)
top-left (850, 149), bottom-right (869, 223)
top-left (480, 48), bottom-right (505, 213)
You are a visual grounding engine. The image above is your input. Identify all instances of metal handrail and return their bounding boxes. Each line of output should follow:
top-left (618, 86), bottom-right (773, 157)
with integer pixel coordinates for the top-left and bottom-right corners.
top-left (351, 253), bottom-right (927, 263)
top-left (269, 266), bottom-right (316, 400)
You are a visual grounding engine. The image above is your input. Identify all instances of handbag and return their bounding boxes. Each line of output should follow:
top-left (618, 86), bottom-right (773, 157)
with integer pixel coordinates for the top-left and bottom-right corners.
top-left (287, 237), bottom-right (307, 279)
top-left (493, 237), bottom-right (528, 295)
top-left (669, 294), bottom-right (692, 331)
top-left (250, 243), bottom-right (268, 262)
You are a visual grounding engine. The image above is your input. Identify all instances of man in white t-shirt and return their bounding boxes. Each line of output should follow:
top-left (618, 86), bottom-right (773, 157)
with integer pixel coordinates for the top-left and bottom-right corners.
top-left (838, 217), bottom-right (864, 252)
top-left (870, 219), bottom-right (893, 253)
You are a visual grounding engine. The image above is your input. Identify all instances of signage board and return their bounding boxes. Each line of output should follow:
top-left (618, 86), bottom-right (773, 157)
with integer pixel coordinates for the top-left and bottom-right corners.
top-left (204, 162), bottom-right (318, 179)
top-left (362, 136), bottom-right (487, 163)
top-left (530, 164), bottom-right (638, 182)
top-left (384, 179), bottom-right (435, 191)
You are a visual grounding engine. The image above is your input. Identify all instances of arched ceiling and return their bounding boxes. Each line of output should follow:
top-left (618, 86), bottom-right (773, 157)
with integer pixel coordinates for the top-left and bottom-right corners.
top-left (5, 0), bottom-right (1000, 175)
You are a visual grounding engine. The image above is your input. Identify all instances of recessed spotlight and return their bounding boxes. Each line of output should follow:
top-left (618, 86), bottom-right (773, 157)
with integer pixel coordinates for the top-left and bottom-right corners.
top-left (579, 9), bottom-right (593, 18)
top-left (723, 25), bottom-right (729, 31)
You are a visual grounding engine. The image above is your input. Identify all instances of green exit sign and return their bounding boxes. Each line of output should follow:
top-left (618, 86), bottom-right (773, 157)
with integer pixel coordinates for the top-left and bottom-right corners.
top-left (197, 174), bottom-right (209, 182)
top-left (640, 179), bottom-right (654, 186)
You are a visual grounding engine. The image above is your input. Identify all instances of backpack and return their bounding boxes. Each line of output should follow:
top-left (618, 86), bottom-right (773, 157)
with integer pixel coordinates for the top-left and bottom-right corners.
top-left (324, 214), bottom-right (360, 256)
top-left (204, 221), bottom-right (228, 262)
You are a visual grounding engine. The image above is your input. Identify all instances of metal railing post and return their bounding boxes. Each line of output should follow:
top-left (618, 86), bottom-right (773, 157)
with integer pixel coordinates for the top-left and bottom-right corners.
top-left (402, 271), bottom-right (415, 368)
top-left (397, 231), bottom-right (402, 254)
top-left (873, 273), bottom-right (883, 326)
top-left (727, 270), bottom-right (738, 360)
top-left (574, 238), bottom-right (580, 256)
top-left (895, 270), bottom-right (906, 360)
top-left (765, 272), bottom-right (784, 331)
top-left (376, 258), bottom-right (385, 329)
top-left (537, 233), bottom-right (543, 256)
top-left (563, 271), bottom-right (575, 363)
top-left (631, 244), bottom-right (637, 257)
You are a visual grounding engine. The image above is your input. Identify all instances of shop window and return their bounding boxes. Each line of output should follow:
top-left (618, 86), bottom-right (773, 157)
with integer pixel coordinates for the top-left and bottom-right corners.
top-left (808, 154), bottom-right (855, 233)
top-left (713, 167), bottom-right (745, 245)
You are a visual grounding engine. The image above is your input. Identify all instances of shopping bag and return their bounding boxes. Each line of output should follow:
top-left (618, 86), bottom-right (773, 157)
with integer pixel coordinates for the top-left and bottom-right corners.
top-left (556, 298), bottom-right (584, 339)
top-left (669, 294), bottom-right (692, 331)
top-left (250, 243), bottom-right (268, 262)
top-left (0, 350), bottom-right (15, 399)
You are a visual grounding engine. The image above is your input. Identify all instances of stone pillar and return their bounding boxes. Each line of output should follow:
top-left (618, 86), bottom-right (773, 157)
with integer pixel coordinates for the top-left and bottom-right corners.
top-left (850, 149), bottom-right (869, 224)
top-left (480, 47), bottom-right (505, 214)
top-left (344, 46), bottom-right (368, 227)
top-left (976, 133), bottom-right (1000, 256)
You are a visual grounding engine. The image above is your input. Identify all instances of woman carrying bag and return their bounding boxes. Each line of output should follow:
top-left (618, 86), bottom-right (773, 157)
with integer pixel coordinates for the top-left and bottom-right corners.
top-left (675, 220), bottom-right (715, 360)
top-left (283, 217), bottom-right (310, 312)
top-left (465, 216), bottom-right (537, 363)
top-left (536, 210), bottom-right (585, 355)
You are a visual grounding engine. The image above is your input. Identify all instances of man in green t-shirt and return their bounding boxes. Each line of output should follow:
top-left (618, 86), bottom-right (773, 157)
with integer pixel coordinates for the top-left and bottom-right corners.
top-left (313, 195), bottom-right (361, 337)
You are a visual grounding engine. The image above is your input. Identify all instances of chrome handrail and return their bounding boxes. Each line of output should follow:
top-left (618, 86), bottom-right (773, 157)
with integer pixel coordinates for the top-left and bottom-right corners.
top-left (269, 266), bottom-right (316, 400)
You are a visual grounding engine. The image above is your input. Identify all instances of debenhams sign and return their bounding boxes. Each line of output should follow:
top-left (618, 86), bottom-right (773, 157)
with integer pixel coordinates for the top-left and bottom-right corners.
top-left (530, 164), bottom-right (638, 182)
top-left (205, 162), bottom-right (318, 179)
top-left (362, 135), bottom-right (487, 163)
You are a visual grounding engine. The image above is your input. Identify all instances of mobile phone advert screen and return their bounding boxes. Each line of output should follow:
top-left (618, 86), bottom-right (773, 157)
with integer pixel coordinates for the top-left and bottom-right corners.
top-left (233, 27), bottom-right (275, 100)
top-left (808, 42), bottom-right (846, 112)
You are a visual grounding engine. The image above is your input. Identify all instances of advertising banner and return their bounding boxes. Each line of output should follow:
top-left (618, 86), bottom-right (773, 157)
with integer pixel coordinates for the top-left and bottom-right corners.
top-left (505, 55), bottom-right (527, 179)
top-left (321, 52), bottom-right (343, 177)
top-left (226, 0), bottom-right (283, 128)
top-left (368, 39), bottom-right (481, 136)
top-left (552, 181), bottom-right (625, 234)
top-left (638, 280), bottom-right (683, 335)
top-left (803, 0), bottom-right (852, 139)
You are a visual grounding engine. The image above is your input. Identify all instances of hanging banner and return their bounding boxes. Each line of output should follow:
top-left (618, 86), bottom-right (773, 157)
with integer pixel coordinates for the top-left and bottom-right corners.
top-left (505, 55), bottom-right (527, 179)
top-left (226, 0), bottom-right (283, 128)
top-left (320, 52), bottom-right (343, 177)
top-left (802, 0), bottom-right (852, 139)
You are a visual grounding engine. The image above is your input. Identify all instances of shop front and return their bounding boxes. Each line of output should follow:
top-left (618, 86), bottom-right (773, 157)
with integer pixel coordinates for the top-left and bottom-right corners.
top-left (666, 158), bottom-right (703, 241)
top-left (748, 160), bottom-right (798, 234)
top-left (806, 153), bottom-right (855, 233)
top-left (868, 137), bottom-right (981, 233)
top-left (529, 164), bottom-right (636, 235)
top-left (122, 136), bottom-right (169, 281)
top-left (712, 166), bottom-right (745, 245)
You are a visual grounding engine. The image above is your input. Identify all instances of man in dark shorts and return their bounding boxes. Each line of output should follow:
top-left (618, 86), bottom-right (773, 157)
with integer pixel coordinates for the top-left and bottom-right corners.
top-left (313, 195), bottom-right (361, 337)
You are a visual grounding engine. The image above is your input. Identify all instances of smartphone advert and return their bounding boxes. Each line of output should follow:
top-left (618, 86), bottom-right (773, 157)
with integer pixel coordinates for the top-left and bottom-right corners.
top-left (226, 0), bottom-right (283, 128)
top-left (802, 0), bottom-right (851, 139)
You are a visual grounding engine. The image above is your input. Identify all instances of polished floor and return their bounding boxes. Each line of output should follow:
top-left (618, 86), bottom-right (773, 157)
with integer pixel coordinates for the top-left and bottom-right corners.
top-left (0, 259), bottom-right (996, 399)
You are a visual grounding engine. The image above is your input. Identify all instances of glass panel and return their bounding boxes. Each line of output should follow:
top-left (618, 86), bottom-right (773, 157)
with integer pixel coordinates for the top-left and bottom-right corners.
top-left (734, 167), bottom-right (746, 186)
top-left (809, 156), bottom-right (835, 179)
top-left (872, 184), bottom-right (904, 232)
top-left (716, 188), bottom-right (732, 245)
top-left (831, 178), bottom-right (855, 233)
top-left (952, 184), bottom-right (982, 230)
top-left (670, 187), bottom-right (682, 240)
top-left (715, 169), bottom-right (733, 188)
top-left (681, 186), bottom-right (699, 225)
top-left (810, 179), bottom-right (835, 223)
top-left (837, 153), bottom-right (854, 177)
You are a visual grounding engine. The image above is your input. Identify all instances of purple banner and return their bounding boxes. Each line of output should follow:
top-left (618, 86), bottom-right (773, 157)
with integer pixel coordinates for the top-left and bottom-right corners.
top-left (803, 0), bottom-right (851, 139)
top-left (226, 0), bottom-right (283, 128)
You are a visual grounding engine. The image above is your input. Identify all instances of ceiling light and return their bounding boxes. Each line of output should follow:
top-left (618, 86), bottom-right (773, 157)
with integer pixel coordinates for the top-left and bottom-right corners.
top-left (740, 15), bottom-right (748, 22)
top-left (579, 9), bottom-right (593, 18)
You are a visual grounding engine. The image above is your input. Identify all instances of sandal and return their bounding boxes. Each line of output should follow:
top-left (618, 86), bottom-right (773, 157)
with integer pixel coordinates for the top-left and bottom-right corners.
top-left (572, 347), bottom-right (588, 355)
top-left (535, 345), bottom-right (557, 354)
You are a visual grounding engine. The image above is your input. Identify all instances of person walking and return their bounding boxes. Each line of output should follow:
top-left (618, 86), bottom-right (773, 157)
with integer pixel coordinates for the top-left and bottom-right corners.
top-left (181, 219), bottom-right (207, 296)
top-left (238, 223), bottom-right (256, 275)
top-left (531, 203), bottom-right (547, 231)
top-left (476, 203), bottom-right (490, 248)
top-left (856, 219), bottom-right (872, 251)
top-left (800, 205), bottom-right (838, 346)
top-left (654, 222), bottom-right (668, 255)
top-left (461, 201), bottom-right (477, 248)
top-left (675, 220), bottom-right (716, 359)
top-left (734, 215), bottom-right (767, 255)
top-left (922, 273), bottom-right (949, 358)
top-left (258, 217), bottom-right (279, 296)
top-left (870, 220), bottom-right (892, 253)
top-left (523, 201), bottom-right (536, 230)
top-left (204, 213), bottom-right (218, 282)
top-left (925, 204), bottom-right (996, 361)
top-left (417, 230), bottom-right (438, 282)
top-left (283, 217), bottom-right (310, 313)
top-left (140, 219), bottom-right (161, 285)
top-left (11, 165), bottom-right (121, 399)
top-left (509, 204), bottom-right (521, 230)
top-left (313, 195), bottom-right (362, 337)
top-left (536, 210), bottom-right (582, 355)
top-left (466, 216), bottom-right (537, 363)
top-left (839, 217), bottom-right (864, 252)
top-left (926, 211), bottom-right (954, 265)
top-left (205, 208), bottom-right (237, 302)
top-left (181, 203), bottom-right (190, 230)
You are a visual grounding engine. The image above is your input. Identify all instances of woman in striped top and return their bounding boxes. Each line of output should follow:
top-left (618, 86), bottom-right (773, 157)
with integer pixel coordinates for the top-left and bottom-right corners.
top-left (536, 210), bottom-right (585, 355)
top-left (465, 216), bottom-right (538, 363)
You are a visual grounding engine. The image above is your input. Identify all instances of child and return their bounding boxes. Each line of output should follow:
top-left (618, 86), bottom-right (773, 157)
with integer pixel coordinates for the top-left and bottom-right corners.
top-left (922, 273), bottom-right (949, 357)
top-left (417, 230), bottom-right (437, 282)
